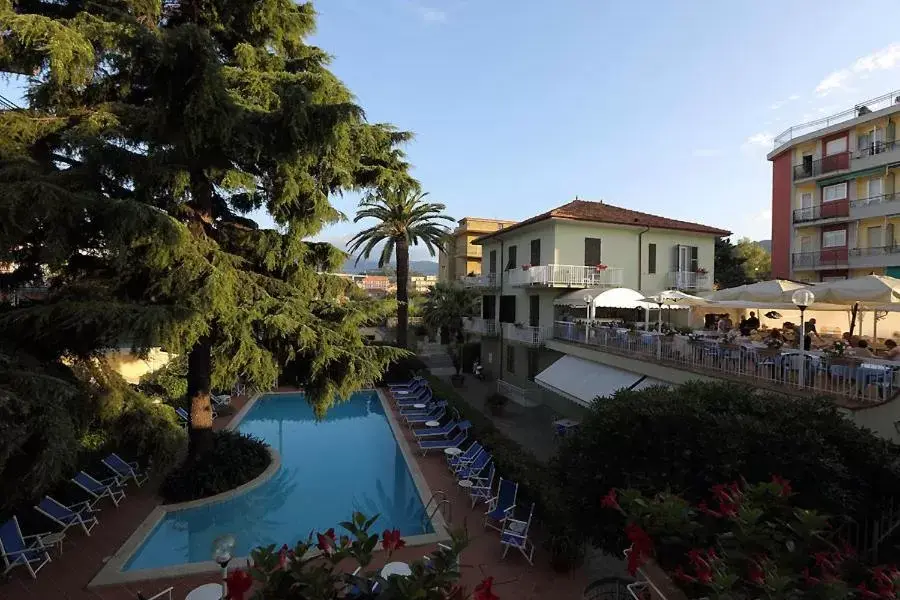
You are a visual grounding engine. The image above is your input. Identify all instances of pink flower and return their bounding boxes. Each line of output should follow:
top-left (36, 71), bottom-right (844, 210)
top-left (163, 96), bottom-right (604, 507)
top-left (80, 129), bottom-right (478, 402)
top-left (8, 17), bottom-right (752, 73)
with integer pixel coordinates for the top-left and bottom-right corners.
top-left (601, 489), bottom-right (620, 510)
top-left (748, 562), bottom-right (765, 585)
top-left (474, 576), bottom-right (500, 600)
top-left (771, 475), bottom-right (792, 497)
top-left (625, 523), bottom-right (654, 576)
top-left (381, 529), bottom-right (406, 553)
top-left (316, 528), bottom-right (336, 555)
top-left (673, 566), bottom-right (696, 583)
top-left (277, 544), bottom-right (294, 571)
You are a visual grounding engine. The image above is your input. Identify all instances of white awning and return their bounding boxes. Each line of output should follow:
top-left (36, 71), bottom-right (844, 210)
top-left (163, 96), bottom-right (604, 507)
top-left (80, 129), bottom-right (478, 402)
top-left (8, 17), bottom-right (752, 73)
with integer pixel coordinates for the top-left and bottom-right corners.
top-left (554, 287), bottom-right (658, 310)
top-left (534, 355), bottom-right (667, 407)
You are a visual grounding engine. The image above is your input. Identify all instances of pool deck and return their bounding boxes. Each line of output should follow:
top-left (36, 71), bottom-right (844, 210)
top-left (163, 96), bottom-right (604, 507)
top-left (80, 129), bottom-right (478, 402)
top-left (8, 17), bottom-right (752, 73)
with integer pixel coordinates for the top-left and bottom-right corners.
top-left (0, 389), bottom-right (587, 600)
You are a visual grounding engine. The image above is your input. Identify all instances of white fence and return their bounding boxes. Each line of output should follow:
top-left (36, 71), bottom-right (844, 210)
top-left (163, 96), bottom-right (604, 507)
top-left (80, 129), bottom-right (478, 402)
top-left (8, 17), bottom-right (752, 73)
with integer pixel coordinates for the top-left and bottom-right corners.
top-left (508, 264), bottom-right (624, 288)
top-left (667, 271), bottom-right (710, 291)
top-left (459, 273), bottom-right (498, 288)
top-left (497, 379), bottom-right (541, 407)
top-left (502, 323), bottom-right (553, 346)
top-left (462, 317), bottom-right (498, 336)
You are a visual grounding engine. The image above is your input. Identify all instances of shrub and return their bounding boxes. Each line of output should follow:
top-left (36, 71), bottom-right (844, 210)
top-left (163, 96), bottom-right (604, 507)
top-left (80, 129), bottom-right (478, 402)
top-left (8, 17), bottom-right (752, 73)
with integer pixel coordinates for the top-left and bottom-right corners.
top-left (111, 400), bottom-right (186, 474)
top-left (554, 380), bottom-right (900, 555)
top-left (160, 430), bottom-right (270, 503)
top-left (137, 354), bottom-right (187, 405)
top-left (375, 343), bottom-right (426, 384)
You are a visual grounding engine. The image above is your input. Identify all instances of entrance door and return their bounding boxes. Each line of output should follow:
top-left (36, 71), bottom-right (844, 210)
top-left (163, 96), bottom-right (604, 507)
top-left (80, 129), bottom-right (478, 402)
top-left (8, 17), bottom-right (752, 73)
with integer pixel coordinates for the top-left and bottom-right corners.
top-left (800, 192), bottom-right (813, 219)
top-left (528, 295), bottom-right (540, 327)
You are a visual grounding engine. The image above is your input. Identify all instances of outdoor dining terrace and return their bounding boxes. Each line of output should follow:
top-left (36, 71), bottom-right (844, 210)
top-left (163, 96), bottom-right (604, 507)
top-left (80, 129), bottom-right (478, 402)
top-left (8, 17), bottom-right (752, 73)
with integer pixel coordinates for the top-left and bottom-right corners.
top-left (552, 321), bottom-right (900, 407)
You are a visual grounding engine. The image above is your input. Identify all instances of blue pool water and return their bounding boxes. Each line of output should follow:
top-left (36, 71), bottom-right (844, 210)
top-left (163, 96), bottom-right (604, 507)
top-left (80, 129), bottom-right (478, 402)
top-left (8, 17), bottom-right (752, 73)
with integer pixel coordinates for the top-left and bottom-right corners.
top-left (124, 391), bottom-right (431, 571)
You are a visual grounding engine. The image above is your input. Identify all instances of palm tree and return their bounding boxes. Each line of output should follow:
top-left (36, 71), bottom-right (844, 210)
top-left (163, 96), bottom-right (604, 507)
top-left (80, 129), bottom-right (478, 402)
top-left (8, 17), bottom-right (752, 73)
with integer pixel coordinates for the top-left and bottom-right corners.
top-left (422, 282), bottom-right (479, 374)
top-left (349, 188), bottom-right (453, 348)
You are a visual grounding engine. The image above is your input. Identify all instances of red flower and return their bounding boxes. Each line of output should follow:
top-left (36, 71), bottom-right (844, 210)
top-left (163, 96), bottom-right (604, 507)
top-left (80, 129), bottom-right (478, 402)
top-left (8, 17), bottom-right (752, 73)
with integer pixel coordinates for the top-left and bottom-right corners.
top-left (226, 568), bottom-right (253, 600)
top-left (673, 566), bottom-right (696, 583)
top-left (474, 576), bottom-right (500, 600)
top-left (718, 500), bottom-right (738, 518)
top-left (697, 501), bottom-right (721, 518)
top-left (802, 568), bottom-right (821, 585)
top-left (277, 544), bottom-right (294, 571)
top-left (748, 562), bottom-right (765, 585)
top-left (858, 583), bottom-right (881, 599)
top-left (601, 489), bottom-right (620, 510)
top-left (625, 523), bottom-right (654, 576)
top-left (771, 475), bottom-right (792, 497)
top-left (695, 566), bottom-right (713, 584)
top-left (381, 529), bottom-right (406, 553)
top-left (316, 528), bottom-right (336, 555)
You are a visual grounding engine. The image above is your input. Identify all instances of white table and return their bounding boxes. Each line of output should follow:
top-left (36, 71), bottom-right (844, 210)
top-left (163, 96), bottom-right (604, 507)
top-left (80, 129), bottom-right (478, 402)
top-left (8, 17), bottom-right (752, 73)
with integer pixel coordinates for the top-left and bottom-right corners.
top-left (444, 447), bottom-right (463, 457)
top-left (39, 532), bottom-right (65, 555)
top-left (185, 583), bottom-right (223, 600)
top-left (458, 479), bottom-right (473, 498)
top-left (413, 403), bottom-right (427, 409)
top-left (425, 420), bottom-right (440, 427)
top-left (381, 561), bottom-right (412, 578)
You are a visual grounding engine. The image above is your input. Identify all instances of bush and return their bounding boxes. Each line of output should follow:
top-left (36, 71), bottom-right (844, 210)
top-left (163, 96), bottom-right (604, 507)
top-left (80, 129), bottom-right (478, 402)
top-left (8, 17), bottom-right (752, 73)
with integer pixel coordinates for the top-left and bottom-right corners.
top-left (375, 344), bottom-right (426, 385)
top-left (553, 380), bottom-right (900, 555)
top-left (111, 400), bottom-right (186, 474)
top-left (137, 354), bottom-right (187, 405)
top-left (160, 430), bottom-right (270, 503)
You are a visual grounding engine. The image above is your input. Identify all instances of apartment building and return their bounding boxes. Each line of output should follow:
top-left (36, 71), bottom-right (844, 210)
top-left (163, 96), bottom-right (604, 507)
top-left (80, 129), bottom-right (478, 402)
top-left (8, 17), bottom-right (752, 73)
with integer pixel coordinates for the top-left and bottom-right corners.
top-left (410, 275), bottom-right (438, 294)
top-left (437, 217), bottom-right (517, 283)
top-left (769, 89), bottom-right (900, 281)
top-left (462, 199), bottom-right (729, 395)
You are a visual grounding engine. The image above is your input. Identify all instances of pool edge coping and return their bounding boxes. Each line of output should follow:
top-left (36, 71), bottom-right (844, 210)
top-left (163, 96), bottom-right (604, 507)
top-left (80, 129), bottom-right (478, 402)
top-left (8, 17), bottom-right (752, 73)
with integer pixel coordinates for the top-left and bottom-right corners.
top-left (88, 388), bottom-right (451, 587)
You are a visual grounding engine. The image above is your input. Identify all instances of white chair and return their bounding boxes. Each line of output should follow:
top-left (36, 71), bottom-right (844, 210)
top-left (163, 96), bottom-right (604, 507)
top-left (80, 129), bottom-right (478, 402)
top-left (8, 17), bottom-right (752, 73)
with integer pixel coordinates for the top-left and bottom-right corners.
top-left (500, 503), bottom-right (535, 565)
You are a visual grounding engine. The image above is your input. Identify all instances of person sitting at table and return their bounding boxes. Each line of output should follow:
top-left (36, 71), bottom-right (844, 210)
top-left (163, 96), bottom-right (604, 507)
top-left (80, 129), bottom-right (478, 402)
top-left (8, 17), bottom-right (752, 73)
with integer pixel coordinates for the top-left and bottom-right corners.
top-left (852, 339), bottom-right (876, 358)
top-left (885, 339), bottom-right (900, 361)
top-left (745, 311), bottom-right (761, 331)
top-left (716, 314), bottom-right (731, 333)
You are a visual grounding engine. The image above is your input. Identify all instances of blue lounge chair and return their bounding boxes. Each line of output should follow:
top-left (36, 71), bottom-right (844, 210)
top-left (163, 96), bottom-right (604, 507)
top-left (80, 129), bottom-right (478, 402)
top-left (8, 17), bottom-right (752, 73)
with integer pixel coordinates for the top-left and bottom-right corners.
top-left (396, 389), bottom-right (432, 406)
top-left (484, 478), bottom-right (518, 532)
top-left (72, 471), bottom-right (126, 507)
top-left (102, 453), bottom-right (149, 487)
top-left (447, 442), bottom-right (482, 471)
top-left (389, 376), bottom-right (426, 390)
top-left (405, 406), bottom-right (446, 426)
top-left (35, 497), bottom-right (99, 536)
top-left (176, 407), bottom-right (189, 423)
top-left (418, 428), bottom-right (468, 455)
top-left (0, 517), bottom-right (51, 579)
top-left (469, 463), bottom-right (496, 508)
top-left (400, 399), bottom-right (445, 417)
top-left (456, 451), bottom-right (491, 480)
top-left (500, 503), bottom-right (535, 565)
top-left (413, 420), bottom-right (470, 440)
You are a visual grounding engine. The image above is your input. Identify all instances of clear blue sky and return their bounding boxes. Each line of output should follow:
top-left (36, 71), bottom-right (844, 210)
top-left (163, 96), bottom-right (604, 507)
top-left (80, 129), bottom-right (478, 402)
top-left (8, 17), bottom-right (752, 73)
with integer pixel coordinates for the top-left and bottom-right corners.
top-left (5, 0), bottom-right (900, 261)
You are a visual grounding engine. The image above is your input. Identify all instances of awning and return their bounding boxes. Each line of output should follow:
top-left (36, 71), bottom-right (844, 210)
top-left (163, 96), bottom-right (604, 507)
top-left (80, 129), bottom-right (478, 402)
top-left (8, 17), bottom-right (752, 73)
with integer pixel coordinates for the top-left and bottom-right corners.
top-left (554, 287), bottom-right (658, 309)
top-left (534, 355), bottom-right (668, 407)
top-left (819, 166), bottom-right (888, 187)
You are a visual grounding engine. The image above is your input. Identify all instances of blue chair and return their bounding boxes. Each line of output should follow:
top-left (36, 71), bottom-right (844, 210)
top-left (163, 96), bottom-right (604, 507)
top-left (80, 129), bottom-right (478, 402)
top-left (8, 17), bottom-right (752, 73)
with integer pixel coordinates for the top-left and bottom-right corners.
top-left (456, 451), bottom-right (492, 480)
top-left (468, 463), bottom-right (496, 508)
top-left (72, 471), bottom-right (126, 507)
top-left (399, 398), bottom-right (443, 416)
top-left (484, 478), bottom-right (518, 532)
top-left (0, 517), bottom-right (51, 579)
top-left (102, 453), bottom-right (149, 487)
top-left (500, 503), bottom-right (535, 565)
top-left (405, 406), bottom-right (447, 426)
top-left (396, 389), bottom-right (433, 406)
top-left (389, 376), bottom-right (426, 391)
top-left (447, 442), bottom-right (482, 472)
top-left (418, 427), bottom-right (469, 455)
top-left (413, 419), bottom-right (469, 439)
top-left (34, 497), bottom-right (99, 536)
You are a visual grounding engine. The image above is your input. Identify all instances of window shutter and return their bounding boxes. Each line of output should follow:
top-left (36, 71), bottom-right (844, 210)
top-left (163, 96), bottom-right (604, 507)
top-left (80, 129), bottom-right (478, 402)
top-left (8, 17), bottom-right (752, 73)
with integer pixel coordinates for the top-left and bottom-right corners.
top-left (648, 243), bottom-right (657, 274)
top-left (584, 238), bottom-right (602, 266)
top-left (507, 246), bottom-right (517, 270)
top-left (888, 224), bottom-right (896, 248)
top-left (690, 246), bottom-right (699, 271)
top-left (530, 239), bottom-right (541, 266)
top-left (859, 133), bottom-right (870, 151)
top-left (489, 250), bottom-right (497, 274)
top-left (888, 120), bottom-right (896, 143)
top-left (672, 245), bottom-right (681, 271)
top-left (888, 172), bottom-right (896, 196)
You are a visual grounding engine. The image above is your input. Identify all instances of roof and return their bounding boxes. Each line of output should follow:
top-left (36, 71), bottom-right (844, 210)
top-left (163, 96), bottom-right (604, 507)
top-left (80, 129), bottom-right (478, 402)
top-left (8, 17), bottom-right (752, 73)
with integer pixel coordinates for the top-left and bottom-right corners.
top-left (473, 200), bottom-right (731, 243)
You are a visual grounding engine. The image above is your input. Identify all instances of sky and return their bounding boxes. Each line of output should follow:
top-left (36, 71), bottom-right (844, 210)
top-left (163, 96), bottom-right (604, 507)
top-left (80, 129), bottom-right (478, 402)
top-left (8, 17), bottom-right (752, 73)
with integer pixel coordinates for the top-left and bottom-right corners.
top-left (6, 1), bottom-right (900, 261)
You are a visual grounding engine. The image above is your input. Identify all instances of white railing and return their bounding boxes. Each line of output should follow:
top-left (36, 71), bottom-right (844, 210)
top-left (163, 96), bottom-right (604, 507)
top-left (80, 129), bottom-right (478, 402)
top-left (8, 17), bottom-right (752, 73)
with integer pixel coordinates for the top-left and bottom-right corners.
top-left (459, 273), bottom-right (498, 288)
top-left (552, 323), bottom-right (898, 406)
top-left (497, 379), bottom-right (541, 407)
top-left (508, 264), bottom-right (624, 288)
top-left (502, 322), bottom-right (552, 345)
top-left (462, 317), bottom-right (498, 336)
top-left (774, 88), bottom-right (900, 147)
top-left (668, 271), bottom-right (710, 291)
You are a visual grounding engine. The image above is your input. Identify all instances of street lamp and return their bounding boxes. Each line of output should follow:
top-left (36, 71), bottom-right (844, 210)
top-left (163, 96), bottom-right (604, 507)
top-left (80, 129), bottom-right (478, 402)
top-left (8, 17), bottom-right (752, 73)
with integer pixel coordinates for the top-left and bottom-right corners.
top-left (213, 534), bottom-right (236, 600)
top-left (583, 294), bottom-right (594, 342)
top-left (791, 288), bottom-right (816, 388)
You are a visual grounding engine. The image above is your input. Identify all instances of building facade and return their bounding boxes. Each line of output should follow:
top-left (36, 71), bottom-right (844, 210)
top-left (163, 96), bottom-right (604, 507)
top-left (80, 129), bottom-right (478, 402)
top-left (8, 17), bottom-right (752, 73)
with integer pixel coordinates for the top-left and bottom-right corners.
top-left (437, 217), bottom-right (517, 284)
top-left (410, 275), bottom-right (438, 294)
top-left (769, 89), bottom-right (900, 281)
top-left (462, 200), bottom-right (729, 398)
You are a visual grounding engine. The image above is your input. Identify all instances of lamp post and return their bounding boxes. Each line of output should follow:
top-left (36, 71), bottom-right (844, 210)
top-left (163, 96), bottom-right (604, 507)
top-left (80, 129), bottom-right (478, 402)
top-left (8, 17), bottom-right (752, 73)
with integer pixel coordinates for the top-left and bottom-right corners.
top-left (583, 294), bottom-right (594, 342)
top-left (213, 534), bottom-right (236, 600)
top-left (791, 288), bottom-right (816, 389)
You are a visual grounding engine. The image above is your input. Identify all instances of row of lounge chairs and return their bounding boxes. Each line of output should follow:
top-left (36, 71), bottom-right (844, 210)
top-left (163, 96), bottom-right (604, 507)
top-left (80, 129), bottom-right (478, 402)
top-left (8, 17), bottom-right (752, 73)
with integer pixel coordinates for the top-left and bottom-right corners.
top-left (0, 453), bottom-right (149, 579)
top-left (388, 377), bottom-right (536, 564)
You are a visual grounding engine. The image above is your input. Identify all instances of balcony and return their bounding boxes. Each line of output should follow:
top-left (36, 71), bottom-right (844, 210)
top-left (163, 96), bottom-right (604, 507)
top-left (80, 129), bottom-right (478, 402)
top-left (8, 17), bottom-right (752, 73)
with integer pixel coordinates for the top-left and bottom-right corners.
top-left (792, 199), bottom-right (851, 224)
top-left (792, 152), bottom-right (850, 181)
top-left (667, 271), bottom-right (710, 292)
top-left (792, 248), bottom-right (849, 270)
top-left (849, 245), bottom-right (900, 269)
top-left (502, 322), bottom-right (552, 346)
top-left (850, 192), bottom-right (900, 220)
top-left (462, 317), bottom-right (498, 337)
top-left (508, 264), bottom-right (624, 288)
top-left (459, 273), bottom-right (498, 289)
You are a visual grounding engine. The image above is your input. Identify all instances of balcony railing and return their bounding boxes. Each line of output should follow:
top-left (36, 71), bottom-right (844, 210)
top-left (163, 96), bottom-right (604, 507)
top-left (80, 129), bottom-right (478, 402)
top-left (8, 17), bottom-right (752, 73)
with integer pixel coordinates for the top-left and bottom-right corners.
top-left (667, 271), bottom-right (710, 291)
top-left (458, 273), bottom-right (498, 289)
top-left (850, 192), bottom-right (900, 209)
top-left (856, 139), bottom-right (899, 159)
top-left (502, 322), bottom-right (552, 346)
top-left (793, 199), bottom-right (850, 223)
top-left (849, 245), bottom-right (900, 258)
top-left (507, 264), bottom-right (624, 288)
top-left (792, 152), bottom-right (850, 180)
top-left (774, 88), bottom-right (900, 147)
top-left (552, 323), bottom-right (896, 407)
top-left (792, 249), bottom-right (848, 269)
top-left (462, 317), bottom-right (498, 336)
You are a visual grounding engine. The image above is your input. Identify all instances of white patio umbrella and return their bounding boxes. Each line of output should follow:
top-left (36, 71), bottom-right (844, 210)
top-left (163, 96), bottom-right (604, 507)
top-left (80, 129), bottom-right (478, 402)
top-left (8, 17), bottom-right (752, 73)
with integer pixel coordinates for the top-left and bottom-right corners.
top-left (704, 279), bottom-right (809, 303)
top-left (809, 275), bottom-right (900, 305)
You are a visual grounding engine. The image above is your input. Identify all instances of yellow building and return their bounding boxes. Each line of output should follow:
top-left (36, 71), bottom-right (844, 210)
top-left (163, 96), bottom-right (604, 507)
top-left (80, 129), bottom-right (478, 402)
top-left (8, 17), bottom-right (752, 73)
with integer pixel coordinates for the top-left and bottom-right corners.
top-left (768, 90), bottom-right (900, 281)
top-left (438, 217), bottom-right (516, 284)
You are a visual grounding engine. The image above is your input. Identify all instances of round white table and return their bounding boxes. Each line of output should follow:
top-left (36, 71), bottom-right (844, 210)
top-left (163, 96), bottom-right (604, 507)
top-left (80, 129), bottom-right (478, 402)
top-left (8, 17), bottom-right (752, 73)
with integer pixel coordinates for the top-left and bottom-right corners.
top-left (413, 403), bottom-right (427, 409)
top-left (185, 583), bottom-right (223, 600)
top-left (381, 561), bottom-right (412, 578)
top-left (425, 420), bottom-right (440, 427)
top-left (444, 447), bottom-right (463, 457)
top-left (39, 532), bottom-right (65, 555)
top-left (458, 479), bottom-right (473, 498)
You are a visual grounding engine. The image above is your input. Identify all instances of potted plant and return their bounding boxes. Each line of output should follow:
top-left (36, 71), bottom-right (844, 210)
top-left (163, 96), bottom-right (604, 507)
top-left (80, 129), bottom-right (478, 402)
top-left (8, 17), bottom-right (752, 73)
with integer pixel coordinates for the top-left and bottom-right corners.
top-left (521, 264), bottom-right (531, 271)
top-left (595, 264), bottom-right (608, 272)
top-left (695, 267), bottom-right (708, 275)
top-left (485, 392), bottom-right (509, 416)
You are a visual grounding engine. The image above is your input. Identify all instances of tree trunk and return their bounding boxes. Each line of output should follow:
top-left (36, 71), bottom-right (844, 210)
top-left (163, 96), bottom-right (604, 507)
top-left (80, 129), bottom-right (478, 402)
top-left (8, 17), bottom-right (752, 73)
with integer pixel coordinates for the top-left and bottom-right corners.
top-left (396, 238), bottom-right (409, 348)
top-left (187, 334), bottom-right (214, 457)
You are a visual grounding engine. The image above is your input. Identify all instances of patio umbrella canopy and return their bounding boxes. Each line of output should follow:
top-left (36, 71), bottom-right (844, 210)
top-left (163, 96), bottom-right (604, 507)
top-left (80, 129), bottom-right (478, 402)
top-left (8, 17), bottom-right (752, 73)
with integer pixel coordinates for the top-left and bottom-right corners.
top-left (810, 275), bottom-right (900, 306)
top-left (554, 287), bottom-right (660, 310)
top-left (704, 279), bottom-right (808, 303)
top-left (641, 290), bottom-right (704, 307)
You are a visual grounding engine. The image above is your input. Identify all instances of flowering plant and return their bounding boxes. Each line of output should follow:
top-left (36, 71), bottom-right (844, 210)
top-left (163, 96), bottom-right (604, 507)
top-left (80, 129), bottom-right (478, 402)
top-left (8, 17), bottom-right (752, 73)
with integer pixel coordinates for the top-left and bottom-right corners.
top-left (723, 329), bottom-right (739, 344)
top-left (696, 267), bottom-right (708, 275)
top-left (823, 340), bottom-right (848, 358)
top-left (602, 478), bottom-right (900, 600)
top-left (764, 337), bottom-right (784, 349)
top-left (595, 264), bottom-right (608, 272)
top-left (248, 511), bottom-right (470, 599)
top-left (521, 264), bottom-right (531, 271)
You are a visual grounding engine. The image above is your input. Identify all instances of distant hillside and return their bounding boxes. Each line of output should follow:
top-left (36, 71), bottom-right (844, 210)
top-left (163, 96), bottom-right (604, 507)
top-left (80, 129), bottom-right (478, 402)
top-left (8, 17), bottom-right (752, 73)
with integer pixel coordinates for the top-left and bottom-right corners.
top-left (340, 258), bottom-right (438, 275)
top-left (756, 240), bottom-right (772, 253)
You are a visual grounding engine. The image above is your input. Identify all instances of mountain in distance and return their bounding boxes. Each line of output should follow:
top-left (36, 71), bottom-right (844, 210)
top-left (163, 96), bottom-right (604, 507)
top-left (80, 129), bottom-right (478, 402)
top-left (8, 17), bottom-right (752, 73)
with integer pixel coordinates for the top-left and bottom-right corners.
top-left (339, 258), bottom-right (439, 275)
top-left (756, 240), bottom-right (772, 253)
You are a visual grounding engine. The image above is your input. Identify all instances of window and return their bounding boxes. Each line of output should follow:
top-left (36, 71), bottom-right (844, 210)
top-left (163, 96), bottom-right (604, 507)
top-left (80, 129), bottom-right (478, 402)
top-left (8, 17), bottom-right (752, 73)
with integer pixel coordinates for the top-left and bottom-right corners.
top-left (799, 236), bottom-right (812, 254)
top-left (673, 245), bottom-right (698, 272)
top-left (499, 295), bottom-right (516, 323)
top-left (868, 177), bottom-right (883, 199)
top-left (822, 182), bottom-right (847, 203)
top-left (482, 295), bottom-right (496, 320)
top-left (529, 295), bottom-right (540, 327)
top-left (799, 191), bottom-right (813, 209)
top-left (527, 349), bottom-right (540, 381)
top-left (506, 245), bottom-right (517, 270)
top-left (868, 226), bottom-right (883, 248)
top-left (825, 137), bottom-right (847, 155)
top-left (584, 238), bottom-right (602, 266)
top-left (822, 275), bottom-right (848, 282)
top-left (822, 230), bottom-right (847, 248)
top-left (506, 345), bottom-right (515, 374)
top-left (648, 243), bottom-right (657, 274)
top-left (530, 239), bottom-right (541, 266)
top-left (488, 250), bottom-right (497, 274)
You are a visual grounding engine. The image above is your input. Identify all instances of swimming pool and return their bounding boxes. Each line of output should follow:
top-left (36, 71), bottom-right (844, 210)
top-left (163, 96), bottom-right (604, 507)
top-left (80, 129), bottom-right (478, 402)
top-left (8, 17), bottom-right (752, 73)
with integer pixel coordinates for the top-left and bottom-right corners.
top-left (123, 390), bottom-right (432, 571)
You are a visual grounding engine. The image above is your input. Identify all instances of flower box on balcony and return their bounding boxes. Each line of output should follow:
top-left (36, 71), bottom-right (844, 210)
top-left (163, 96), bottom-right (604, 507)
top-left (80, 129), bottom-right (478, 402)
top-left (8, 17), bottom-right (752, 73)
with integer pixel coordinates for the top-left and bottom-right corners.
top-left (521, 264), bottom-right (531, 271)
top-left (595, 264), bottom-right (608, 272)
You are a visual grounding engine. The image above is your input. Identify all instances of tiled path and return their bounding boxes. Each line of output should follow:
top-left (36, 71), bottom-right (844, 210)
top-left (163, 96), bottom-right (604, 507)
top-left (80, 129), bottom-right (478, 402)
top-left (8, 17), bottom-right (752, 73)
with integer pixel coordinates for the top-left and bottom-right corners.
top-left (2, 390), bottom-right (588, 600)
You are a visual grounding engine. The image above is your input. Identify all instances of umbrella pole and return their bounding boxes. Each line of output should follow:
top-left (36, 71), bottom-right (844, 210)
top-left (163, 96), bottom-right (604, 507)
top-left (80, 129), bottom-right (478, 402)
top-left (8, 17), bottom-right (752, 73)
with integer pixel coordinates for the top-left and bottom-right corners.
top-left (849, 302), bottom-right (859, 337)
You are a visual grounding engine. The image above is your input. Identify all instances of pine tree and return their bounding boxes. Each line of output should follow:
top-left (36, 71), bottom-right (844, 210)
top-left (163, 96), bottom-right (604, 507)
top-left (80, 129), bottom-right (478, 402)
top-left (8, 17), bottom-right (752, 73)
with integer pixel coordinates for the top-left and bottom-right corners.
top-left (0, 0), bottom-right (410, 454)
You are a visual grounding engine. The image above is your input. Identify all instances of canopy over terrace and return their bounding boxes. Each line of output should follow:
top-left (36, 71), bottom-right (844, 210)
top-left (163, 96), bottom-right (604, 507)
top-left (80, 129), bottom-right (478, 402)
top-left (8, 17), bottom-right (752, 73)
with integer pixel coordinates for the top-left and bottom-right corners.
top-left (703, 279), bottom-right (809, 303)
top-left (554, 287), bottom-right (659, 310)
